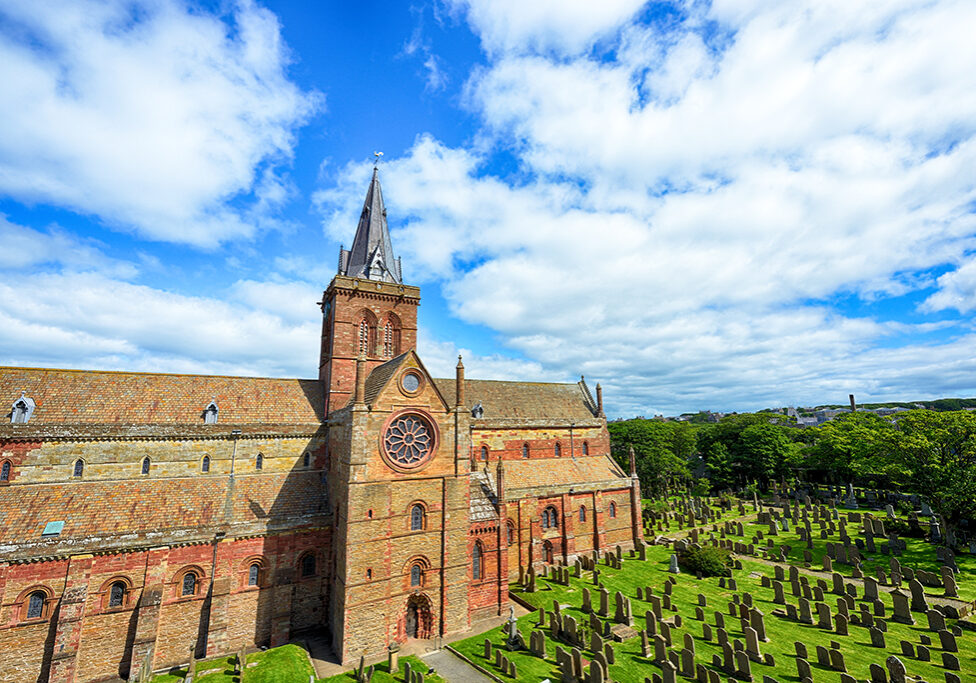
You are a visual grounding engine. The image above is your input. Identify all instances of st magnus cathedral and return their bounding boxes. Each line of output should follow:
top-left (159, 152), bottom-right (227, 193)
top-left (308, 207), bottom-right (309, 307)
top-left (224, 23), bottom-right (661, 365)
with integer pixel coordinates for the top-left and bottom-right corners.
top-left (0, 169), bottom-right (642, 682)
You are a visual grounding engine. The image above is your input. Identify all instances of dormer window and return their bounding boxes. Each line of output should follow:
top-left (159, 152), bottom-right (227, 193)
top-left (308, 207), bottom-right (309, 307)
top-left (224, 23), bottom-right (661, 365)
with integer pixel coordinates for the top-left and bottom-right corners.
top-left (471, 403), bottom-right (484, 418)
top-left (10, 394), bottom-right (35, 424)
top-left (203, 401), bottom-right (218, 424)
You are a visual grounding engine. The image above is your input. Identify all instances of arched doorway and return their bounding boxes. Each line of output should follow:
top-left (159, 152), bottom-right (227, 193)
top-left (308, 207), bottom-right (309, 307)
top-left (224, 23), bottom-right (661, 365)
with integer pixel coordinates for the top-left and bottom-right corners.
top-left (404, 594), bottom-right (433, 639)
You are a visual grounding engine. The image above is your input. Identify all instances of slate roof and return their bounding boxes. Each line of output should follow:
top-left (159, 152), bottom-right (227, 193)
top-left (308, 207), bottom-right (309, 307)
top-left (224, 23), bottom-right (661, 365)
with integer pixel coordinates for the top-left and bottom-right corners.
top-left (339, 167), bottom-right (402, 284)
top-left (0, 472), bottom-right (327, 560)
top-left (469, 468), bottom-right (499, 522)
top-left (0, 367), bottom-right (323, 424)
top-left (363, 354), bottom-right (409, 405)
top-left (432, 378), bottom-right (599, 421)
top-left (502, 455), bottom-right (630, 498)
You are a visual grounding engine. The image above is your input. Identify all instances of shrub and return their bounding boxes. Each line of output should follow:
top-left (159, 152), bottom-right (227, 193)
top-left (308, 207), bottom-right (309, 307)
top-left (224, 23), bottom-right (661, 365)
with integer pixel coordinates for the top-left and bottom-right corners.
top-left (677, 545), bottom-right (732, 577)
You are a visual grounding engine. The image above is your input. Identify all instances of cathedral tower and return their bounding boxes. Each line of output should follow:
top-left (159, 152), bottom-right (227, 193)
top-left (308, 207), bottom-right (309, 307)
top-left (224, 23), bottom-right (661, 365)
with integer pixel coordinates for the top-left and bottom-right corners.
top-left (318, 168), bottom-right (421, 415)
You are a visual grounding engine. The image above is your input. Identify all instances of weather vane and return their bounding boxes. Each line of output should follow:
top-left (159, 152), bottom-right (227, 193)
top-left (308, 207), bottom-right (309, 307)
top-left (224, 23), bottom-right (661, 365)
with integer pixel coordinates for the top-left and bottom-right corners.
top-left (373, 151), bottom-right (383, 167)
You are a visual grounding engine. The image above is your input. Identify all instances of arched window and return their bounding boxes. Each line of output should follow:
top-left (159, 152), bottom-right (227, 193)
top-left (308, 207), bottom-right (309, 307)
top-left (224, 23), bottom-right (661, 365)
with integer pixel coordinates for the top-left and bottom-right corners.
top-left (410, 564), bottom-right (422, 587)
top-left (303, 452), bottom-right (311, 468)
top-left (506, 521), bottom-right (515, 546)
top-left (480, 446), bottom-right (488, 461)
top-left (410, 504), bottom-right (425, 531)
top-left (256, 453), bottom-right (263, 470)
top-left (248, 563), bottom-right (260, 586)
top-left (1, 461), bottom-right (10, 482)
top-left (25, 591), bottom-right (45, 620)
top-left (141, 457), bottom-right (150, 475)
top-left (472, 541), bottom-right (483, 580)
top-left (204, 402), bottom-right (218, 424)
top-left (609, 502), bottom-right (617, 518)
top-left (181, 572), bottom-right (197, 597)
top-left (521, 443), bottom-right (529, 459)
top-left (108, 581), bottom-right (126, 608)
top-left (358, 319), bottom-right (370, 356)
top-left (582, 441), bottom-right (589, 456)
top-left (554, 442), bottom-right (561, 457)
top-left (300, 553), bottom-right (316, 578)
top-left (542, 506), bottom-right (559, 529)
top-left (201, 455), bottom-right (210, 473)
top-left (579, 506), bottom-right (586, 522)
top-left (543, 540), bottom-right (554, 563)
top-left (73, 459), bottom-right (84, 478)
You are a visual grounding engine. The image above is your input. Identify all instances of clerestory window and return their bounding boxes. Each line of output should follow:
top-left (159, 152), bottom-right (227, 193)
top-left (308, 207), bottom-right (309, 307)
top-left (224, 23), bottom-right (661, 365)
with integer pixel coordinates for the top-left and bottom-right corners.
top-left (109, 582), bottom-right (126, 608)
top-left (26, 591), bottom-right (45, 620)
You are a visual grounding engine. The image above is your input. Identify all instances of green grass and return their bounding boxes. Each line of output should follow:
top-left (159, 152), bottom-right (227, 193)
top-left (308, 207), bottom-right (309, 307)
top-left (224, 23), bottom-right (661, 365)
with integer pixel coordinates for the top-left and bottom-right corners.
top-left (453, 541), bottom-right (976, 682)
top-left (318, 655), bottom-right (444, 683)
top-left (246, 644), bottom-right (315, 683)
top-left (149, 646), bottom-right (313, 683)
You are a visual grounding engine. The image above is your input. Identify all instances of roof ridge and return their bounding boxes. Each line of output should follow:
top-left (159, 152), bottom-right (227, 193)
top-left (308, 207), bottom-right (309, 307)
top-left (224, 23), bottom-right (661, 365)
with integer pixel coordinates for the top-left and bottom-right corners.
top-left (0, 366), bottom-right (313, 381)
top-left (432, 377), bottom-right (578, 387)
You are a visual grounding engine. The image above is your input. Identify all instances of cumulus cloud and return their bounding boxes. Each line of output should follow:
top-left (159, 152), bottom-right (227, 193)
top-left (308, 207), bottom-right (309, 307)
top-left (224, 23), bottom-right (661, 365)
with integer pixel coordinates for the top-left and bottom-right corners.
top-left (318, 0), bottom-right (976, 414)
top-left (0, 0), bottom-right (320, 247)
top-left (442, 0), bottom-right (646, 56)
top-left (0, 215), bottom-right (136, 277)
top-left (0, 272), bottom-right (320, 377)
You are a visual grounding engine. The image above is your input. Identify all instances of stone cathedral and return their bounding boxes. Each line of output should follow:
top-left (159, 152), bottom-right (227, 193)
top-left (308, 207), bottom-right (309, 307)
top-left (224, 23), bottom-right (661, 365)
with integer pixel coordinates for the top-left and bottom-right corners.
top-left (0, 169), bottom-right (642, 682)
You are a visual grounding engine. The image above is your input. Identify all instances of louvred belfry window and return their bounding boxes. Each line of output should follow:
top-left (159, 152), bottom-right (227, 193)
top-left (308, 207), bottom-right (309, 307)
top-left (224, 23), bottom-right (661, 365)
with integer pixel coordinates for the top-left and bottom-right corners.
top-left (359, 319), bottom-right (369, 356)
top-left (384, 323), bottom-right (394, 358)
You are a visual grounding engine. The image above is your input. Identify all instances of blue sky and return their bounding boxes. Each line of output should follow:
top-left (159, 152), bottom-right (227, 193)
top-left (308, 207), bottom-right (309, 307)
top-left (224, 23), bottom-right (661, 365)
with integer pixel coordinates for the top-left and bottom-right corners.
top-left (1, 0), bottom-right (976, 418)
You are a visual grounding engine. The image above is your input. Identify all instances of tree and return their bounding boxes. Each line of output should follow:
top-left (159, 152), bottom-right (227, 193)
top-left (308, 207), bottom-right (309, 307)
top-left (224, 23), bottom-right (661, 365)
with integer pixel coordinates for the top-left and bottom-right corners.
top-left (697, 413), bottom-right (799, 491)
top-left (886, 410), bottom-right (976, 541)
top-left (804, 411), bottom-right (895, 484)
top-left (608, 419), bottom-right (693, 497)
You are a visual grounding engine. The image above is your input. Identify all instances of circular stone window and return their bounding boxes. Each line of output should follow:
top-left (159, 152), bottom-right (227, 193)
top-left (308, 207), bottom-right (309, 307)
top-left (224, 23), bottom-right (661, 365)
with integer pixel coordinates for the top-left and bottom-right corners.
top-left (383, 413), bottom-right (435, 468)
top-left (400, 370), bottom-right (423, 395)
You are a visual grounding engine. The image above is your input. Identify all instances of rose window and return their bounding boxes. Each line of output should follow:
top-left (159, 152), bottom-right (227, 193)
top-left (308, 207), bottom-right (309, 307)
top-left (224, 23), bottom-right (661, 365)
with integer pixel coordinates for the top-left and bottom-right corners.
top-left (384, 414), bottom-right (434, 467)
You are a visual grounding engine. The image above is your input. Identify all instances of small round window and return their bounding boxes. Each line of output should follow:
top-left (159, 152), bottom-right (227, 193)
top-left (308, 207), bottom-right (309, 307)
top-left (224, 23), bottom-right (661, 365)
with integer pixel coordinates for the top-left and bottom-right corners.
top-left (401, 371), bottom-right (421, 394)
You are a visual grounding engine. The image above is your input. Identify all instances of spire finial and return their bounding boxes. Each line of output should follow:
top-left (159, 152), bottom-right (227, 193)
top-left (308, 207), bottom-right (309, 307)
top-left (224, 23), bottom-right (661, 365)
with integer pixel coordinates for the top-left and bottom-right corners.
top-left (373, 151), bottom-right (383, 168)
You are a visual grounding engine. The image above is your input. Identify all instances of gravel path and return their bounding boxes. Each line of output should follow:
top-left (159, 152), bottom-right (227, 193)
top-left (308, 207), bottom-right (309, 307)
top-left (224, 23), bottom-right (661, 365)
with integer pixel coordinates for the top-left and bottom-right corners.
top-left (422, 648), bottom-right (495, 683)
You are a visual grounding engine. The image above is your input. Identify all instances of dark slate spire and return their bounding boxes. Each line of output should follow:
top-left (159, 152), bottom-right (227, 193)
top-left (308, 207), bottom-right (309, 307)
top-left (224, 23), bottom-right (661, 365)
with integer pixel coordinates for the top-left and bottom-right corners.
top-left (338, 167), bottom-right (402, 284)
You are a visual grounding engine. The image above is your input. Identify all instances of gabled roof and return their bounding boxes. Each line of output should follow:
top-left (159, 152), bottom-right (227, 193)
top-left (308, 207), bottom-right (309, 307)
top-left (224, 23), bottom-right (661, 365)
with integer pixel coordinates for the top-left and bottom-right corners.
top-left (0, 367), bottom-right (323, 424)
top-left (339, 167), bottom-right (402, 284)
top-left (432, 377), bottom-right (599, 421)
top-left (363, 350), bottom-right (449, 410)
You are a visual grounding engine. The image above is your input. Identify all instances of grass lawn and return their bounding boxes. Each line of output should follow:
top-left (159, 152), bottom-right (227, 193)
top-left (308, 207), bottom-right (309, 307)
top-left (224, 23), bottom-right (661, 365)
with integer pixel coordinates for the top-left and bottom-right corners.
top-left (319, 654), bottom-right (444, 683)
top-left (454, 541), bottom-right (976, 682)
top-left (245, 644), bottom-right (315, 682)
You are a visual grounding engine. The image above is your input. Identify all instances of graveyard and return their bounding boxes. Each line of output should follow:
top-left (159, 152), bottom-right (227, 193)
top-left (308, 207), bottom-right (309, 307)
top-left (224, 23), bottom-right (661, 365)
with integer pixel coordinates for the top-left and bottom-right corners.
top-left (451, 490), bottom-right (976, 683)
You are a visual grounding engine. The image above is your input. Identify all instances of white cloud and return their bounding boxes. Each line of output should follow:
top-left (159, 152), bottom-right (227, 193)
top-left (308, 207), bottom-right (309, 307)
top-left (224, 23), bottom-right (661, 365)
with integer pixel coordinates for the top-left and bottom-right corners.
top-left (0, 215), bottom-right (137, 277)
top-left (922, 261), bottom-right (976, 314)
top-left (443, 0), bottom-right (647, 56)
top-left (0, 272), bottom-right (319, 377)
top-left (317, 0), bottom-right (976, 414)
top-left (0, 0), bottom-right (320, 247)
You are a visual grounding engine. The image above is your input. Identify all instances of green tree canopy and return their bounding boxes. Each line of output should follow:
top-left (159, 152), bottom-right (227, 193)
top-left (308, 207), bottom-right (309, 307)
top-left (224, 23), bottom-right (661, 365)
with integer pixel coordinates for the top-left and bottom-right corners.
top-left (608, 419), bottom-right (694, 497)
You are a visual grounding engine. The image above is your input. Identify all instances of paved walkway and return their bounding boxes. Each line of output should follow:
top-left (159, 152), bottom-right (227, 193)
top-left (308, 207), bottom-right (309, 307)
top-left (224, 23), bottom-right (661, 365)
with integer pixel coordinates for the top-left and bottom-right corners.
top-left (422, 648), bottom-right (494, 683)
top-left (304, 602), bottom-right (528, 680)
